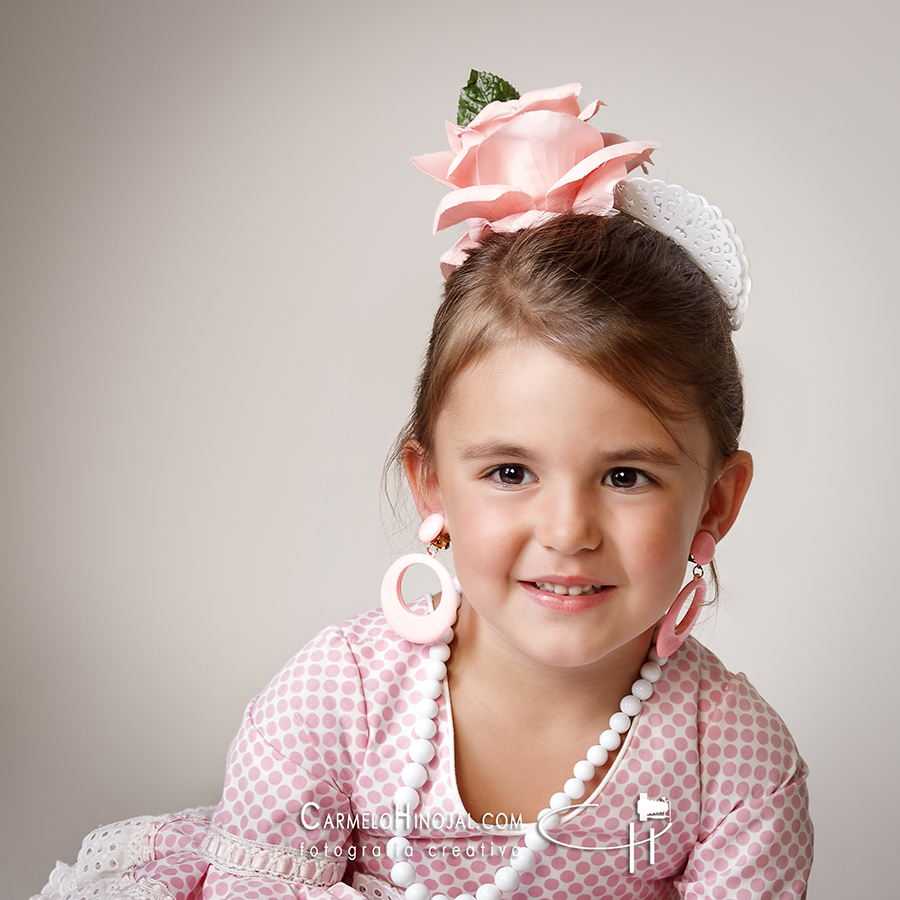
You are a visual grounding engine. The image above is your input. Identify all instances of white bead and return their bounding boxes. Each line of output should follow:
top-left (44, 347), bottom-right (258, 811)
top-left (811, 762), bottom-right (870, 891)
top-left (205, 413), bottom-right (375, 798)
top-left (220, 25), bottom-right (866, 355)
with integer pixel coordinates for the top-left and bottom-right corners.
top-left (537, 808), bottom-right (559, 831)
top-left (394, 786), bottom-right (420, 811)
top-left (406, 885), bottom-right (430, 900)
top-left (523, 826), bottom-right (550, 852)
top-left (409, 739), bottom-right (435, 765)
top-left (391, 814), bottom-right (413, 837)
top-left (417, 699), bottom-right (439, 719)
top-left (401, 762), bottom-right (427, 788)
top-left (429, 643), bottom-right (451, 661)
top-left (549, 791), bottom-right (570, 810)
top-left (648, 647), bottom-right (667, 665)
top-left (475, 885), bottom-right (501, 900)
top-left (631, 678), bottom-right (654, 700)
top-left (457, 895), bottom-right (476, 900)
top-left (564, 777), bottom-right (586, 799)
top-left (599, 729), bottom-right (621, 751)
top-left (425, 659), bottom-right (447, 680)
top-left (432, 895), bottom-right (451, 900)
top-left (586, 744), bottom-right (609, 767)
top-left (387, 836), bottom-right (411, 861)
top-left (609, 712), bottom-right (632, 734)
top-left (414, 718), bottom-right (437, 739)
top-left (640, 661), bottom-right (662, 683)
top-left (573, 759), bottom-right (595, 781)
top-left (421, 678), bottom-right (443, 700)
top-left (440, 627), bottom-right (454, 643)
top-left (509, 846), bottom-right (537, 872)
top-left (391, 862), bottom-right (416, 888)
top-left (620, 695), bottom-right (643, 717)
top-left (494, 867), bottom-right (520, 892)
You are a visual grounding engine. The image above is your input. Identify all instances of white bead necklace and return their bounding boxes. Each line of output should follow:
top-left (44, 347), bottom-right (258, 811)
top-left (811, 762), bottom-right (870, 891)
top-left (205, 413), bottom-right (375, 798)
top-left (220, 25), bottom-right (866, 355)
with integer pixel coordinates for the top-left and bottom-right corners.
top-left (386, 618), bottom-right (669, 900)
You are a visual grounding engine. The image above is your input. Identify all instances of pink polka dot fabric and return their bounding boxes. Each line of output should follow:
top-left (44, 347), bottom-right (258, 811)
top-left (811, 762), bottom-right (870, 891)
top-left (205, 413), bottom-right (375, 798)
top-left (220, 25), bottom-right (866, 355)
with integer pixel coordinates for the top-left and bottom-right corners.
top-left (36, 607), bottom-right (812, 899)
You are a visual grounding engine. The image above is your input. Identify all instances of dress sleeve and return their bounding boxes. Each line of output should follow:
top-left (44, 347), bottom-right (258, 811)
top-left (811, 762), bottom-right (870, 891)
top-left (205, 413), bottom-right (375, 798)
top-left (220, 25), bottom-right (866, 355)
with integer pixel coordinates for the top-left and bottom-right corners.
top-left (195, 623), bottom-right (374, 899)
top-left (675, 673), bottom-right (813, 899)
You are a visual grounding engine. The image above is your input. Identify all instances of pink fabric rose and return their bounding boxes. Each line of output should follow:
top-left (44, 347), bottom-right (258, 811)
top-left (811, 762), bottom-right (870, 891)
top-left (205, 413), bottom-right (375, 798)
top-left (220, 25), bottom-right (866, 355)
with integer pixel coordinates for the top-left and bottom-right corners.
top-left (412, 83), bottom-right (659, 277)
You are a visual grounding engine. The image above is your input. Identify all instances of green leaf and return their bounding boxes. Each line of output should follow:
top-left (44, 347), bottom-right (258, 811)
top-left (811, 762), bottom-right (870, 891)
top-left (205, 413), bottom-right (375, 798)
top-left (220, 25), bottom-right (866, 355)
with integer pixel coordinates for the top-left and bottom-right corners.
top-left (457, 70), bottom-right (520, 127)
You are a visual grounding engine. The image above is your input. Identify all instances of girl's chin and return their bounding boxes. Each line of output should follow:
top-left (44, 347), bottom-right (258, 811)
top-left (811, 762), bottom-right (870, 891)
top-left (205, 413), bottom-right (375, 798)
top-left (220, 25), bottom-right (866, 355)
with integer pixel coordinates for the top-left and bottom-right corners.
top-left (518, 580), bottom-right (615, 613)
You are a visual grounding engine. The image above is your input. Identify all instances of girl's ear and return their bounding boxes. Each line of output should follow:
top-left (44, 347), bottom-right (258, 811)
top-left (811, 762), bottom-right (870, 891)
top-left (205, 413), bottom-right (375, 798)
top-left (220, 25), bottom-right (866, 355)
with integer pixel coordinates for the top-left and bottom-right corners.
top-left (402, 440), bottom-right (444, 521)
top-left (700, 450), bottom-right (754, 542)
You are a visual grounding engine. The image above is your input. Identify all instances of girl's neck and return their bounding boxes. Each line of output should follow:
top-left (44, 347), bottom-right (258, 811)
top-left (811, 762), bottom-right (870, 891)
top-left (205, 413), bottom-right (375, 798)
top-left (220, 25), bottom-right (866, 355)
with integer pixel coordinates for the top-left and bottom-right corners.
top-left (446, 599), bottom-right (654, 722)
top-left (444, 600), bottom-right (656, 822)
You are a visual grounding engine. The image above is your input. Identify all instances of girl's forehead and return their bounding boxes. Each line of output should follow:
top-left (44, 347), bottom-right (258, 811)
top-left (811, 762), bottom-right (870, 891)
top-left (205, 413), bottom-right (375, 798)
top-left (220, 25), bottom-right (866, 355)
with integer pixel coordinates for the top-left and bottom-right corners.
top-left (437, 342), bottom-right (713, 465)
top-left (442, 342), bottom-right (644, 427)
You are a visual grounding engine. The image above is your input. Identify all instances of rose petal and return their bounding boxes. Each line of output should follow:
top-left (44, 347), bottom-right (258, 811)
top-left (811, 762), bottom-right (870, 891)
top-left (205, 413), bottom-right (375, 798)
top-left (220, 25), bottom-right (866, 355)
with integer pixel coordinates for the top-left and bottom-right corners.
top-left (488, 208), bottom-right (559, 234)
top-left (623, 145), bottom-right (657, 174)
top-left (440, 233), bottom-right (482, 278)
top-left (513, 82), bottom-right (583, 116)
top-left (445, 125), bottom-right (497, 183)
top-left (579, 99), bottom-right (604, 122)
top-left (433, 185), bottom-right (536, 233)
top-left (595, 134), bottom-right (657, 176)
top-left (411, 150), bottom-right (458, 187)
top-left (544, 140), bottom-right (660, 209)
top-left (445, 121), bottom-right (465, 153)
top-left (472, 111), bottom-right (607, 200)
top-left (569, 162), bottom-right (629, 215)
top-left (468, 83), bottom-right (583, 131)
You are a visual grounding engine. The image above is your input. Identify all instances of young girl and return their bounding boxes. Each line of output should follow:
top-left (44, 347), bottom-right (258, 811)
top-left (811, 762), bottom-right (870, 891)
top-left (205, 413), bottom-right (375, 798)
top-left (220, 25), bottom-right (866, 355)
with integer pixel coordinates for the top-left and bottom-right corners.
top-left (35, 76), bottom-right (812, 900)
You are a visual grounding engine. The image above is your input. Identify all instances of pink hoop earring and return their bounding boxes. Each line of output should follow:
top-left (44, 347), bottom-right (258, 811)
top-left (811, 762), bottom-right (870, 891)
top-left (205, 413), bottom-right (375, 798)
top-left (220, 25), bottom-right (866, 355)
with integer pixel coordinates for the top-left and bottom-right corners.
top-left (380, 513), bottom-right (459, 644)
top-left (656, 532), bottom-right (716, 658)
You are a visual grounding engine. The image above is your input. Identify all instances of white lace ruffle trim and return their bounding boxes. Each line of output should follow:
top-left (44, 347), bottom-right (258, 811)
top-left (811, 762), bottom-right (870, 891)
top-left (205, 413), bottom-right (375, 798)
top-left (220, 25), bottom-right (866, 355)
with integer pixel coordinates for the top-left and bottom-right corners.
top-left (29, 809), bottom-right (215, 900)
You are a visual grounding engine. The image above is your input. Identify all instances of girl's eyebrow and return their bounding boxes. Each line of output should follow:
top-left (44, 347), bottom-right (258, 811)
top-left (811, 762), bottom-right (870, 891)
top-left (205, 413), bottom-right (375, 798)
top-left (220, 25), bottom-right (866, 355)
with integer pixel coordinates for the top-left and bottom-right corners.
top-left (458, 441), bottom-right (543, 462)
top-left (605, 445), bottom-right (684, 466)
top-left (457, 441), bottom-right (682, 466)
top-left (459, 441), bottom-right (543, 462)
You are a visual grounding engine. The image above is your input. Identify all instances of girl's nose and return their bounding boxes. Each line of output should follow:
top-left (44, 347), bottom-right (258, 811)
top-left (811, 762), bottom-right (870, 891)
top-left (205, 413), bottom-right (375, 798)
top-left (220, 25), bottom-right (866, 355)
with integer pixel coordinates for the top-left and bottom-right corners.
top-left (536, 489), bottom-right (602, 555)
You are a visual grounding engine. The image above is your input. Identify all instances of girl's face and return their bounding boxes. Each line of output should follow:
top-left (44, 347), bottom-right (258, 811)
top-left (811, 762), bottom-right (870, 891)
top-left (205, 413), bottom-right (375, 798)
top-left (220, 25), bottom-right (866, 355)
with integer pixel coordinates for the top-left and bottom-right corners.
top-left (409, 341), bottom-right (750, 672)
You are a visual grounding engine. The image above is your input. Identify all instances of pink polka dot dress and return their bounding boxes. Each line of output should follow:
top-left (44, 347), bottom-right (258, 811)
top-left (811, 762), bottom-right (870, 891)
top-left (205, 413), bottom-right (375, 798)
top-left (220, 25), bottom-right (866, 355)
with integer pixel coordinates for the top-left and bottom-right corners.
top-left (34, 607), bottom-right (812, 900)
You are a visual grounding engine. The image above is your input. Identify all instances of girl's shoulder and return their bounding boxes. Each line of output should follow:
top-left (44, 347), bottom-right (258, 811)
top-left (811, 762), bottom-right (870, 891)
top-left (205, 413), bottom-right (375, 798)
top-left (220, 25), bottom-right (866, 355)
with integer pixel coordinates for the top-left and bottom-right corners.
top-left (675, 636), bottom-right (790, 723)
top-left (660, 636), bottom-right (806, 784)
top-left (257, 602), bottom-right (426, 703)
top-left (305, 601), bottom-right (423, 658)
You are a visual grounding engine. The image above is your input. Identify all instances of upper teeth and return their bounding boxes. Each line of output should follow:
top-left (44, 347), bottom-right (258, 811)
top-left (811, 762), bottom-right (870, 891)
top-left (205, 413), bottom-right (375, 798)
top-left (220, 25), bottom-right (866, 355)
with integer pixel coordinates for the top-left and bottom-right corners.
top-left (535, 582), bottom-right (600, 596)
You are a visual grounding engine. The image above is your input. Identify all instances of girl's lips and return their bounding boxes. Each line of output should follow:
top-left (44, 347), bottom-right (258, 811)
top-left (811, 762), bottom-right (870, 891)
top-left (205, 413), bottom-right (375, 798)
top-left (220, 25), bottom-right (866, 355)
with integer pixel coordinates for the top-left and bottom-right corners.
top-left (519, 579), bottom-right (614, 613)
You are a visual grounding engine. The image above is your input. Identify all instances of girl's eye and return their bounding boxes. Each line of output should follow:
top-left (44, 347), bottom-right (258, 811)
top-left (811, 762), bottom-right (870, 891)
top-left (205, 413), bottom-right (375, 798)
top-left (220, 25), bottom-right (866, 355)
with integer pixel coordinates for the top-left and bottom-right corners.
top-left (489, 465), bottom-right (535, 486)
top-left (604, 467), bottom-right (652, 490)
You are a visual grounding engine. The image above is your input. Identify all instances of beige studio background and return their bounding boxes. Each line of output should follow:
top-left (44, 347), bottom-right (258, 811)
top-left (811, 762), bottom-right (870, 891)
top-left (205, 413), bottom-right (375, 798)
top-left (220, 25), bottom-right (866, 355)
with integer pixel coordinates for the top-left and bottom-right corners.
top-left (1, 1), bottom-right (897, 897)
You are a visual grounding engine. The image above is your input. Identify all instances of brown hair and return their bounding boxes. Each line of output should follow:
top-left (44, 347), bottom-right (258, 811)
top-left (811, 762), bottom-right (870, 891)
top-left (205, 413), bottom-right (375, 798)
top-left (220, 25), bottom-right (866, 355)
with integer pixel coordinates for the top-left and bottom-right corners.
top-left (392, 212), bottom-right (743, 474)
